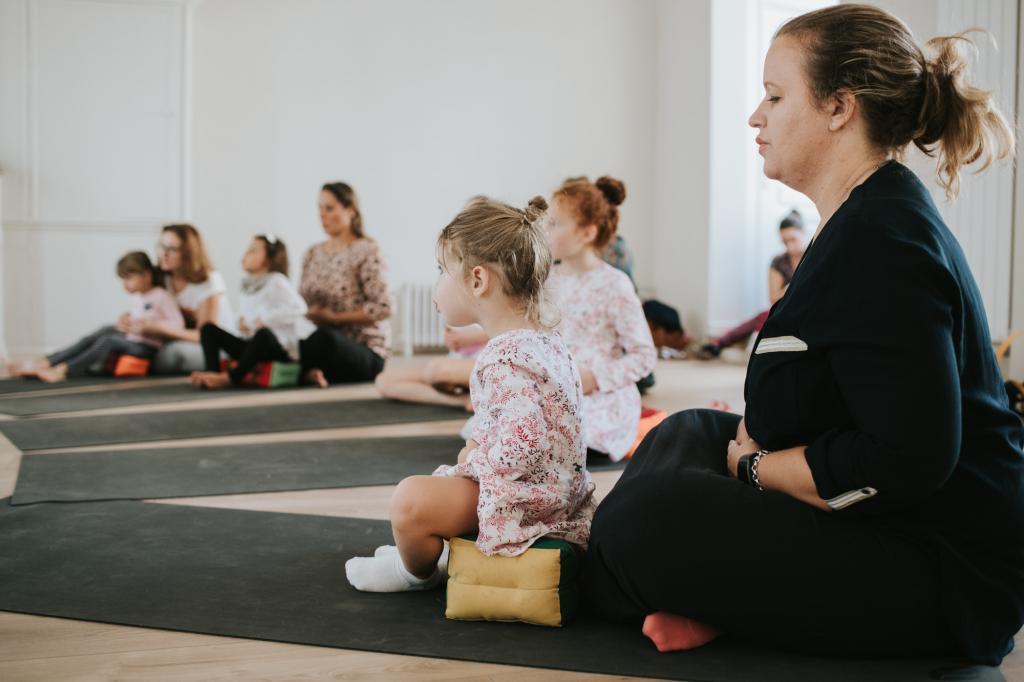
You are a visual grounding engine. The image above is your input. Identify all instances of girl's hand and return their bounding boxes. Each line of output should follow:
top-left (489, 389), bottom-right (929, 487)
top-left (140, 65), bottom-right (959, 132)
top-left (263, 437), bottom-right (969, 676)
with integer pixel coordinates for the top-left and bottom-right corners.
top-left (116, 313), bottom-right (133, 334)
top-left (238, 319), bottom-right (251, 336)
top-left (444, 326), bottom-right (463, 352)
top-left (457, 438), bottom-right (479, 464)
top-left (579, 369), bottom-right (599, 395)
top-left (134, 321), bottom-right (160, 336)
top-left (252, 318), bottom-right (265, 330)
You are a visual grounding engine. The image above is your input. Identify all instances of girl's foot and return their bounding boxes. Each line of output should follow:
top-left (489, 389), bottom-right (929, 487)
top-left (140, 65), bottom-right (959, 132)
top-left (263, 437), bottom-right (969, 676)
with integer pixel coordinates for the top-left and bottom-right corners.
top-left (189, 371), bottom-right (206, 387)
top-left (642, 612), bottom-right (720, 652)
top-left (6, 358), bottom-right (48, 377)
top-left (194, 371), bottom-right (231, 390)
top-left (305, 368), bottom-right (328, 388)
top-left (35, 364), bottom-right (69, 383)
top-left (345, 546), bottom-right (442, 592)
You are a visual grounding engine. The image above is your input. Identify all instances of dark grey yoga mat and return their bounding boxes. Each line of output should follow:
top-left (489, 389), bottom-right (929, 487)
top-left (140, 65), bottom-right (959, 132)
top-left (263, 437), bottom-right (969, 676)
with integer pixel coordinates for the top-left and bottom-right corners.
top-left (0, 381), bottom-right (311, 417)
top-left (11, 437), bottom-right (625, 504)
top-left (0, 399), bottom-right (467, 451)
top-left (0, 500), bottom-right (997, 682)
top-left (0, 375), bottom-right (146, 397)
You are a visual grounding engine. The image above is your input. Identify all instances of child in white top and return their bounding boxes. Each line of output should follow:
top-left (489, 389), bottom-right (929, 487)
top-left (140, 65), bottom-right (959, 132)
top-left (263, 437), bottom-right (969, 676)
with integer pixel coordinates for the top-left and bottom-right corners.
top-left (9, 252), bottom-right (184, 382)
top-left (546, 176), bottom-right (657, 461)
top-left (191, 235), bottom-right (313, 389)
top-left (346, 196), bottom-right (595, 592)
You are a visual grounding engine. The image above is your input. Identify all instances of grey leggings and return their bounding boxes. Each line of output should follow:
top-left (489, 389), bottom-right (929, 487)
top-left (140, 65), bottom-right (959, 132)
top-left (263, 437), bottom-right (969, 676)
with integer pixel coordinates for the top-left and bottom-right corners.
top-left (47, 325), bottom-right (156, 377)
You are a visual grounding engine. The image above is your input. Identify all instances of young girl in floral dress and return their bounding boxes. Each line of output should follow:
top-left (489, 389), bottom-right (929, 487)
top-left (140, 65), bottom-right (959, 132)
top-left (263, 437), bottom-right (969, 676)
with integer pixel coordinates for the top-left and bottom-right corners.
top-left (346, 196), bottom-right (595, 592)
top-left (546, 176), bottom-right (657, 461)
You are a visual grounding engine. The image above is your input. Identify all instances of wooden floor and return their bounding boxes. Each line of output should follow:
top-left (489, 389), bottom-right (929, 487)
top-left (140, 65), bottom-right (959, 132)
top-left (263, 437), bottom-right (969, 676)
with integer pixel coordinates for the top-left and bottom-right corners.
top-left (0, 356), bottom-right (1020, 681)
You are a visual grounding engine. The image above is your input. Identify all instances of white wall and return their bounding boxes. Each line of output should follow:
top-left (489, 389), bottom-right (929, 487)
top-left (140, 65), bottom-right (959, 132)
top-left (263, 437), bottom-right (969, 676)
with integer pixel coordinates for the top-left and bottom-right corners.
top-left (707, 0), bottom-right (828, 335)
top-left (650, 0), bottom-right (712, 335)
top-left (0, 0), bottom-right (188, 356)
top-left (190, 0), bottom-right (660, 309)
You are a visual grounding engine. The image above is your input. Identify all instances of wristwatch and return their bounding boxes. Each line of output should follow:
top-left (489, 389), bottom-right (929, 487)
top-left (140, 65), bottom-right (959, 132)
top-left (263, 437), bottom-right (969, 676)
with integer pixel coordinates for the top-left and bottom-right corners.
top-left (737, 453), bottom-right (754, 485)
top-left (737, 450), bottom-right (768, 490)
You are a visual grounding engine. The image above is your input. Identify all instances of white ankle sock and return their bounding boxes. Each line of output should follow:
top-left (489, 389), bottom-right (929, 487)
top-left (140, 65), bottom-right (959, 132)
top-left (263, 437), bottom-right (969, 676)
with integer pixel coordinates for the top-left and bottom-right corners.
top-left (345, 547), bottom-right (441, 592)
top-left (373, 542), bottom-right (449, 575)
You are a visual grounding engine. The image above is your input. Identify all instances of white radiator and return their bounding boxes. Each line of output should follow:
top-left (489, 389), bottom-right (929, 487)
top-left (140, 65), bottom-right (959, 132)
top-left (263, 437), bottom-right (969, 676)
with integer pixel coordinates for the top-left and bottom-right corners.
top-left (397, 283), bottom-right (447, 357)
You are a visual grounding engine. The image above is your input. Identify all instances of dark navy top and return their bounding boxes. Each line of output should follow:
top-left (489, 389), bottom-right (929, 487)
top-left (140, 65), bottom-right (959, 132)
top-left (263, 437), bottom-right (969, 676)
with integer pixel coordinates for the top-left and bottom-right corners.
top-left (744, 161), bottom-right (1024, 664)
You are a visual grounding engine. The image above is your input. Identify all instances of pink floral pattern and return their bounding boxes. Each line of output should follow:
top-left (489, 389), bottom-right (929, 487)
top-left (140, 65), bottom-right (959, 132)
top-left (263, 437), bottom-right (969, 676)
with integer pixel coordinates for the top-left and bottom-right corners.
top-left (548, 262), bottom-right (657, 460)
top-left (434, 329), bottom-right (595, 556)
top-left (299, 240), bottom-right (393, 358)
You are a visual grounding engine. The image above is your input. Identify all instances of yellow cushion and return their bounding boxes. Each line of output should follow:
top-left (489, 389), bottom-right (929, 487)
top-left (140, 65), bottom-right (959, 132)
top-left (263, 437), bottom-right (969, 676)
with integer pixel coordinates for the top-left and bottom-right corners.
top-left (445, 536), bottom-right (579, 627)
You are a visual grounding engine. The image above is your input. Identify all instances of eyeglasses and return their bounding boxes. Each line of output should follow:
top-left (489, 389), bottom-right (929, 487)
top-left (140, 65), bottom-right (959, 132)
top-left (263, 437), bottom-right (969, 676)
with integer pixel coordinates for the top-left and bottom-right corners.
top-left (156, 243), bottom-right (181, 254)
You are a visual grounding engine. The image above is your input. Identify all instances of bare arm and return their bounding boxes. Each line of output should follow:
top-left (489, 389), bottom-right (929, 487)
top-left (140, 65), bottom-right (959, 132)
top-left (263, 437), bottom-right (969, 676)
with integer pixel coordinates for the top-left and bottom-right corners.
top-left (142, 294), bottom-right (221, 343)
top-left (727, 419), bottom-right (830, 511)
top-left (768, 269), bottom-right (788, 305)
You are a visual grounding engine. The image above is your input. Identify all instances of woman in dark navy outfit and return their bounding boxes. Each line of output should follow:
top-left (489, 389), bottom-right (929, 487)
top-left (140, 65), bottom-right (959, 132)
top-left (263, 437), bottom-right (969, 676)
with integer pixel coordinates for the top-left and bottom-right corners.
top-left (583, 4), bottom-right (1022, 666)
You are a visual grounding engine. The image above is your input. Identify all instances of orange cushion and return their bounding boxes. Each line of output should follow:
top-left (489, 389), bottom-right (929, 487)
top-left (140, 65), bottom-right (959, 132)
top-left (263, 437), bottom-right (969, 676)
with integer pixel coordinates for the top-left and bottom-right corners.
top-left (625, 407), bottom-right (668, 459)
top-left (112, 355), bottom-right (151, 377)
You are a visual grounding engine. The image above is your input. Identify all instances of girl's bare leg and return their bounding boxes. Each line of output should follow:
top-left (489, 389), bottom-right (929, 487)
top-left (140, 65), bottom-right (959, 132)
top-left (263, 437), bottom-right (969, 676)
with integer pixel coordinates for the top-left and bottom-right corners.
top-left (345, 475), bottom-right (478, 592)
top-left (375, 362), bottom-right (472, 408)
top-left (390, 475), bottom-right (479, 577)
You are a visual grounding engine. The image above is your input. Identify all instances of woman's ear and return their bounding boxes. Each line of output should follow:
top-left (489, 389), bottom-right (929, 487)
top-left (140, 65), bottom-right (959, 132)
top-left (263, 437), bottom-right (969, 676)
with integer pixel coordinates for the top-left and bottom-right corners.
top-left (581, 223), bottom-right (599, 245)
top-left (827, 89), bottom-right (857, 131)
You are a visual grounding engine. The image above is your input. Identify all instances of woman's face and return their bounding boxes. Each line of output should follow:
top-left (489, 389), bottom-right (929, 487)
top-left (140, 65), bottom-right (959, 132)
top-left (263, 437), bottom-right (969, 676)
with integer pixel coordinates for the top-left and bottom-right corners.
top-left (157, 231), bottom-right (183, 273)
top-left (319, 190), bottom-right (355, 237)
top-left (779, 226), bottom-right (807, 259)
top-left (241, 239), bottom-right (269, 274)
top-left (748, 36), bottom-right (832, 190)
top-left (545, 197), bottom-right (593, 261)
top-left (434, 251), bottom-right (476, 328)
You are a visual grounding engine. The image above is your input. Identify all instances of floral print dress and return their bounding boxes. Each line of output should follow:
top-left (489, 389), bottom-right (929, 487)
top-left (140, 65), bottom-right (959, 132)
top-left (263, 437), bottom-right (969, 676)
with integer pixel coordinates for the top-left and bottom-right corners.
top-left (434, 329), bottom-right (595, 557)
top-left (548, 261), bottom-right (657, 460)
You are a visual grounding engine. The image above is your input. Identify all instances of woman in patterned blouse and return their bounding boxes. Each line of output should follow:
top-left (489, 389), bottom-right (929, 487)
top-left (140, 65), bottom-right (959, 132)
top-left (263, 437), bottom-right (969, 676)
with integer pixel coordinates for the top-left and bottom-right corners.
top-left (298, 182), bottom-right (394, 386)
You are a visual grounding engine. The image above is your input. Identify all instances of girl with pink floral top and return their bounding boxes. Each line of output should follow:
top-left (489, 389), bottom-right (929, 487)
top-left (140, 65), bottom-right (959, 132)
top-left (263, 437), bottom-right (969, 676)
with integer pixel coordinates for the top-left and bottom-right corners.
top-left (547, 176), bottom-right (657, 461)
top-left (346, 196), bottom-right (596, 592)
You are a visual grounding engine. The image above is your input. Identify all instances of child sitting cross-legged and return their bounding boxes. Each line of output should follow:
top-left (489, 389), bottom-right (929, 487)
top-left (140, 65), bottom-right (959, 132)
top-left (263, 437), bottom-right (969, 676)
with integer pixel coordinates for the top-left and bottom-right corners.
top-left (345, 196), bottom-right (596, 591)
top-left (191, 234), bottom-right (313, 389)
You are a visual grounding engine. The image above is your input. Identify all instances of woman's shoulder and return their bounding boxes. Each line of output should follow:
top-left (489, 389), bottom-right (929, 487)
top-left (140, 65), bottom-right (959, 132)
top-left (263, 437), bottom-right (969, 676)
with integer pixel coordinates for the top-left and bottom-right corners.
top-left (351, 237), bottom-right (381, 257)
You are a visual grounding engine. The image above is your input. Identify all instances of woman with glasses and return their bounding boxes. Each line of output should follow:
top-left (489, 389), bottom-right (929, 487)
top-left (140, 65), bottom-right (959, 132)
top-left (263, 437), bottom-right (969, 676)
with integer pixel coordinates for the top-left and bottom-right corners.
top-left (149, 224), bottom-right (236, 374)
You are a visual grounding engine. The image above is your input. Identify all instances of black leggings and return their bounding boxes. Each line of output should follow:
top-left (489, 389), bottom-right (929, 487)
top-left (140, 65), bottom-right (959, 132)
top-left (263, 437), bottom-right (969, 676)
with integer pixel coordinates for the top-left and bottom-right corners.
top-left (47, 325), bottom-right (156, 377)
top-left (200, 323), bottom-right (291, 385)
top-left (299, 326), bottom-right (384, 384)
top-left (583, 408), bottom-right (955, 659)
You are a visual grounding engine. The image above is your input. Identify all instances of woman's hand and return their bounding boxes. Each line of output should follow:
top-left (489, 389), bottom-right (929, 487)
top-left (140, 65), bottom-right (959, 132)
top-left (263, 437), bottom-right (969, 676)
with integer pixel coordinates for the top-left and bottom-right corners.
top-left (579, 369), bottom-right (599, 395)
top-left (457, 438), bottom-right (479, 464)
top-left (726, 417), bottom-right (761, 478)
top-left (238, 319), bottom-right (252, 337)
top-left (306, 305), bottom-right (335, 325)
